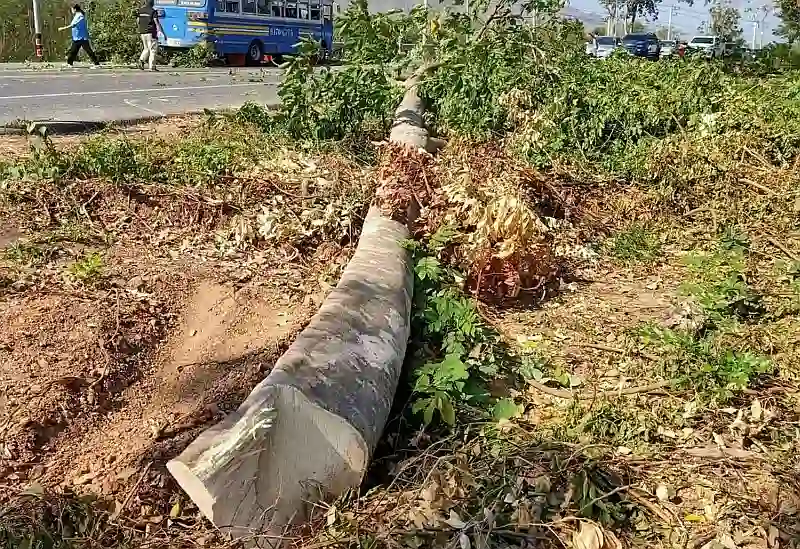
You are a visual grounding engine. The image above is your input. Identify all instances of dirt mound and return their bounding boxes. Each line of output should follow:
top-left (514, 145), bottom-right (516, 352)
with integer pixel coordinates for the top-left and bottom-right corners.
top-left (0, 285), bottom-right (173, 465)
top-left (0, 269), bottom-right (314, 498)
top-left (44, 280), bottom-right (305, 493)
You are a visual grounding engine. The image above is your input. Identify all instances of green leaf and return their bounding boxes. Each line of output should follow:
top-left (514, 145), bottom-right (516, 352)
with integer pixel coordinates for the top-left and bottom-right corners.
top-left (492, 398), bottom-right (524, 421)
top-left (411, 398), bottom-right (430, 416)
top-left (439, 393), bottom-right (456, 425)
top-left (423, 401), bottom-right (436, 425)
top-left (415, 256), bottom-right (442, 281)
top-left (434, 354), bottom-right (470, 385)
top-left (413, 373), bottom-right (431, 392)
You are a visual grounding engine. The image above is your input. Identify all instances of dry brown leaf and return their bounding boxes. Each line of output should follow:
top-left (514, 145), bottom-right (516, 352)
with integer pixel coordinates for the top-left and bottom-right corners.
top-left (573, 522), bottom-right (604, 549)
top-left (444, 510), bottom-right (467, 529)
top-left (603, 531), bottom-right (623, 549)
top-left (750, 399), bottom-right (763, 422)
top-left (421, 481), bottom-right (439, 503)
top-left (515, 502), bottom-right (533, 528)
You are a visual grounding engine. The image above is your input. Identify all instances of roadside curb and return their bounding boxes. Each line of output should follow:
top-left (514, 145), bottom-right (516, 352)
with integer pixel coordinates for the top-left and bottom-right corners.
top-left (0, 115), bottom-right (172, 136)
top-left (0, 104), bottom-right (279, 136)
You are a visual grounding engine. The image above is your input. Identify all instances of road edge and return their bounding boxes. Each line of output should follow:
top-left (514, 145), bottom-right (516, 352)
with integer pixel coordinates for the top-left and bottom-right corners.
top-left (0, 104), bottom-right (279, 136)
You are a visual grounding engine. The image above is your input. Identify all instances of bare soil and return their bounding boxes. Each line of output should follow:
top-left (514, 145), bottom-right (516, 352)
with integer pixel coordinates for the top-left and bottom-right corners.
top-left (0, 118), bottom-right (356, 543)
top-left (0, 244), bottom-right (321, 496)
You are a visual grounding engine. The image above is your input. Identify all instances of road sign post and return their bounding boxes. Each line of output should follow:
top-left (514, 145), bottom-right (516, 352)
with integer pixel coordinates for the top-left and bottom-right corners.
top-left (32, 0), bottom-right (43, 59)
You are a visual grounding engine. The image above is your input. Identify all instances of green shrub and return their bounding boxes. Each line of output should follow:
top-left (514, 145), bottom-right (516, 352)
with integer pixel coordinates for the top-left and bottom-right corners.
top-left (277, 38), bottom-right (401, 141)
top-left (607, 226), bottom-right (662, 264)
top-left (88, 0), bottom-right (141, 63)
top-left (171, 137), bottom-right (246, 183)
top-left (170, 41), bottom-right (219, 67)
top-left (681, 246), bottom-right (765, 325)
top-left (69, 251), bottom-right (104, 283)
top-left (639, 325), bottom-right (771, 400)
top-left (69, 135), bottom-right (153, 182)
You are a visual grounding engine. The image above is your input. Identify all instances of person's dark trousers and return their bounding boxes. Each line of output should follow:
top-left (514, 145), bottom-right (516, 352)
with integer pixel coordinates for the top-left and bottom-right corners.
top-left (67, 40), bottom-right (100, 66)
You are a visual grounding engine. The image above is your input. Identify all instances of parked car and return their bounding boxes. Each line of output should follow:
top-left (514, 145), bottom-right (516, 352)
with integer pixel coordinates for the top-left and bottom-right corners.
top-left (687, 35), bottom-right (724, 58)
top-left (660, 40), bottom-right (676, 58)
top-left (586, 36), bottom-right (621, 58)
top-left (621, 33), bottom-right (661, 60)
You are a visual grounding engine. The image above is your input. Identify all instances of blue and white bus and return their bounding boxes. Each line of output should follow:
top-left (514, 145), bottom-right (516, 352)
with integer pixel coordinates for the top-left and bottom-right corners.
top-left (155, 0), bottom-right (334, 64)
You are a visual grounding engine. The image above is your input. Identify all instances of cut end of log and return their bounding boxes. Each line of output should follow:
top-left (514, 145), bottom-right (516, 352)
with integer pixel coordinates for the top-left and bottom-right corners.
top-left (167, 386), bottom-right (368, 545)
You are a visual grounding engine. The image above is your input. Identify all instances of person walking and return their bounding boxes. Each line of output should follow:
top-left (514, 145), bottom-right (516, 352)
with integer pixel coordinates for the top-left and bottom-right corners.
top-left (59, 4), bottom-right (100, 68)
top-left (137, 0), bottom-right (165, 71)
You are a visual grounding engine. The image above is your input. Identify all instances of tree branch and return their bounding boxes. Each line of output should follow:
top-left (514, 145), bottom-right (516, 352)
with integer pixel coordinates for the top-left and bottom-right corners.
top-left (527, 379), bottom-right (675, 400)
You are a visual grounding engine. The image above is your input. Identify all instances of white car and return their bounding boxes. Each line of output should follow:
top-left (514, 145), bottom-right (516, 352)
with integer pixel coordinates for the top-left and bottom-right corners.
top-left (660, 40), bottom-right (676, 57)
top-left (688, 35), bottom-right (724, 58)
top-left (586, 36), bottom-right (621, 58)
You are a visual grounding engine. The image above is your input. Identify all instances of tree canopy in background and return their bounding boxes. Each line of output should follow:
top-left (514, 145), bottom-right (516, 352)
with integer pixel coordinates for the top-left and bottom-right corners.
top-left (710, 0), bottom-right (742, 41)
top-left (0, 0), bottom-right (139, 62)
top-left (776, 0), bottom-right (800, 44)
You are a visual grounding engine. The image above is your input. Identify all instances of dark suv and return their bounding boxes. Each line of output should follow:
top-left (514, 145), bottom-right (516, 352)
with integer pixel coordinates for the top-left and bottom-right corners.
top-left (621, 33), bottom-right (661, 60)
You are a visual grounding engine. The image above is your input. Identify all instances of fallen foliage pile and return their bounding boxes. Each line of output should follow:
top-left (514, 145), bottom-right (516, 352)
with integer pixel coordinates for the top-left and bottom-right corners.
top-left (2, 0), bottom-right (800, 547)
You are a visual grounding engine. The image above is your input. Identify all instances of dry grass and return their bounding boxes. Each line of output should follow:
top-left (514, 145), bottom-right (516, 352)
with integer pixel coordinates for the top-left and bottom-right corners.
top-left (0, 122), bottom-right (377, 549)
top-left (295, 138), bottom-right (800, 549)
top-left (2, 117), bottom-right (799, 549)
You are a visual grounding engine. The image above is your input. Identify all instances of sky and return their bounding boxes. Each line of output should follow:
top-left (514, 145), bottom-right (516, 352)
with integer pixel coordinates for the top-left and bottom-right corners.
top-left (354, 0), bottom-right (782, 44)
top-left (564, 0), bottom-right (780, 43)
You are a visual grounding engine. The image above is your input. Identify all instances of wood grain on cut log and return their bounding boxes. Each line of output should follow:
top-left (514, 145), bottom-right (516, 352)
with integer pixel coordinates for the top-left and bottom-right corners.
top-left (167, 83), bottom-right (435, 548)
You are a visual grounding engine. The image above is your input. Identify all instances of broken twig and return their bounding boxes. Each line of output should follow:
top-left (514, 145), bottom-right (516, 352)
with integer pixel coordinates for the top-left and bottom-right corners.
top-left (527, 379), bottom-right (674, 400)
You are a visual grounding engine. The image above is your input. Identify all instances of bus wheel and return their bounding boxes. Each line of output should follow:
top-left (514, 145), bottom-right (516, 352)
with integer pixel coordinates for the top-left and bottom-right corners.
top-left (246, 41), bottom-right (264, 66)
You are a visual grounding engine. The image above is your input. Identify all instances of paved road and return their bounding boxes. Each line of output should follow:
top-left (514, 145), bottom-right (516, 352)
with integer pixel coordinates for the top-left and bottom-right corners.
top-left (0, 65), bottom-right (282, 126)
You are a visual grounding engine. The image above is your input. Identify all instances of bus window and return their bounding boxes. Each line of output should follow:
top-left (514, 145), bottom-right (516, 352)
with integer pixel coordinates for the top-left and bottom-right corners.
top-left (299, 0), bottom-right (309, 18)
top-left (310, 0), bottom-right (320, 19)
top-left (271, 0), bottom-right (283, 16)
top-left (218, 0), bottom-right (240, 12)
top-left (242, 0), bottom-right (257, 13)
top-left (285, 1), bottom-right (297, 17)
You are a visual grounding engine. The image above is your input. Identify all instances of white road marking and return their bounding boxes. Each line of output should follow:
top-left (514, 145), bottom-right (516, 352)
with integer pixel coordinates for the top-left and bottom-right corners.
top-left (123, 98), bottom-right (165, 116)
top-left (0, 82), bottom-right (268, 101)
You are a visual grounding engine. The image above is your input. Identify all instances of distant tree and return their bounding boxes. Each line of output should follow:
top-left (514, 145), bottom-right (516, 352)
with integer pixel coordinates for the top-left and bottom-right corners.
top-left (775, 0), bottom-right (800, 44)
top-left (656, 26), bottom-right (679, 40)
top-left (592, 24), bottom-right (608, 35)
top-left (0, 0), bottom-right (71, 61)
top-left (710, 0), bottom-right (742, 41)
top-left (598, 0), bottom-right (694, 31)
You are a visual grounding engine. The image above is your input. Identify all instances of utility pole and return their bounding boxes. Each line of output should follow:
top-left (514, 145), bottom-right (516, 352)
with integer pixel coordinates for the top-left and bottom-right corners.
top-left (666, 5), bottom-right (674, 40)
top-left (31, 0), bottom-right (43, 59)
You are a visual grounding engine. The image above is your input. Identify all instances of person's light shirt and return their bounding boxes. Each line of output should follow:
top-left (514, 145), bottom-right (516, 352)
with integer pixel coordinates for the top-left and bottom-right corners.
top-left (71, 12), bottom-right (89, 41)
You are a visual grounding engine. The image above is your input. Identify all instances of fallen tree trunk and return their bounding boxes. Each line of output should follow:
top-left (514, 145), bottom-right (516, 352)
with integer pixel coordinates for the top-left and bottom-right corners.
top-left (168, 85), bottom-right (431, 545)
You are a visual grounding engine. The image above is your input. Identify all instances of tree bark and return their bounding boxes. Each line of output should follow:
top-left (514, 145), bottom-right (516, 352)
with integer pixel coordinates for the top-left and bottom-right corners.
top-left (167, 86), bottom-right (432, 546)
